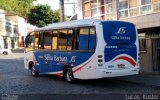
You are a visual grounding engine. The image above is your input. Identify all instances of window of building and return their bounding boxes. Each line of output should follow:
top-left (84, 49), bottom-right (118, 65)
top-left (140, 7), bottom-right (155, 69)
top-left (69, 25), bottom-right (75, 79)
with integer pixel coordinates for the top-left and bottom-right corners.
top-left (4, 39), bottom-right (8, 49)
top-left (97, 6), bottom-right (103, 15)
top-left (44, 31), bottom-right (52, 50)
top-left (140, 0), bottom-right (152, 14)
top-left (84, 1), bottom-right (91, 18)
top-left (129, 0), bottom-right (139, 8)
top-left (58, 30), bottom-right (68, 50)
top-left (52, 30), bottom-right (58, 50)
top-left (91, 8), bottom-right (98, 16)
top-left (129, 8), bottom-right (139, 17)
top-left (5, 22), bottom-right (11, 33)
top-left (98, 0), bottom-right (104, 6)
top-left (84, 0), bottom-right (105, 18)
top-left (141, 5), bottom-right (152, 14)
top-left (91, 0), bottom-right (97, 8)
top-left (139, 33), bottom-right (146, 52)
top-left (129, 0), bottom-right (140, 17)
top-left (84, 1), bottom-right (90, 10)
top-left (119, 0), bottom-right (128, 18)
top-left (141, 0), bottom-right (151, 5)
top-left (153, 0), bottom-right (160, 3)
top-left (105, 0), bottom-right (112, 14)
top-left (84, 10), bottom-right (91, 18)
top-left (105, 0), bottom-right (112, 4)
top-left (13, 25), bottom-right (18, 34)
top-left (119, 10), bottom-right (128, 18)
top-left (119, 0), bottom-right (128, 10)
top-left (153, 0), bottom-right (160, 12)
top-left (105, 3), bottom-right (112, 13)
top-left (101, 5), bottom-right (105, 14)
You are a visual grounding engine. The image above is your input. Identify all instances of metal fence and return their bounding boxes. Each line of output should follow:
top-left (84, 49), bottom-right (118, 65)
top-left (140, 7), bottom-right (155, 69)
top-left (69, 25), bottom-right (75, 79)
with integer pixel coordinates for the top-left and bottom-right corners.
top-left (149, 32), bottom-right (160, 71)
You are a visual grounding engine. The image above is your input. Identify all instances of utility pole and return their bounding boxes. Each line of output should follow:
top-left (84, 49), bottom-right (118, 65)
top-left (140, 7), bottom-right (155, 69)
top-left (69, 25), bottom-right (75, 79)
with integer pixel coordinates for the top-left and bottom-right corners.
top-left (59, 0), bottom-right (65, 22)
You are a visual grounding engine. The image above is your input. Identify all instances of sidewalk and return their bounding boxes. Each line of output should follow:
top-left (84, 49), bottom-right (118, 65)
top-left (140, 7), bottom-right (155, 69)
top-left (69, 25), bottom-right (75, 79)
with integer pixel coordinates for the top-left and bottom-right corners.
top-left (114, 73), bottom-right (160, 87)
top-left (11, 47), bottom-right (24, 53)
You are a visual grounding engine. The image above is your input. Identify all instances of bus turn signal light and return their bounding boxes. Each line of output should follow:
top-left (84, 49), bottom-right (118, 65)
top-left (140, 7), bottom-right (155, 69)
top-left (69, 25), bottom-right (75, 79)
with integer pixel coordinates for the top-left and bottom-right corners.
top-left (98, 55), bottom-right (102, 58)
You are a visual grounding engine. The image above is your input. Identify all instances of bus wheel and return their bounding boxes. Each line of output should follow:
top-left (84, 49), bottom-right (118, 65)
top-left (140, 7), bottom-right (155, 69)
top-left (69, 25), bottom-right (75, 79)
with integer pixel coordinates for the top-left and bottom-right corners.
top-left (31, 65), bottom-right (39, 76)
top-left (65, 67), bottom-right (74, 83)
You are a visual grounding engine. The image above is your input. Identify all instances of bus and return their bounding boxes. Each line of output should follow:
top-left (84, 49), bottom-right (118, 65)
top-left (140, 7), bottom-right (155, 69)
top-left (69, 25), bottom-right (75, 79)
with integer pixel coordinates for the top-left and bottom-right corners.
top-left (24, 19), bottom-right (139, 82)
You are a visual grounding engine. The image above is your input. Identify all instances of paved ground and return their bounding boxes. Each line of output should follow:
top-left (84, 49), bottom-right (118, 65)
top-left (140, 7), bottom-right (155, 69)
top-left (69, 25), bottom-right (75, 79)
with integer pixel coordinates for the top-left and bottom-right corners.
top-left (0, 53), bottom-right (160, 100)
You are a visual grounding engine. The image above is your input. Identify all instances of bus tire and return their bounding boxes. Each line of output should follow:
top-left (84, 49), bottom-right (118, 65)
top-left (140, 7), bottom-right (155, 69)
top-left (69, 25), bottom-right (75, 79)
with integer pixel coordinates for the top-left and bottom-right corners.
top-left (31, 65), bottom-right (39, 76)
top-left (65, 67), bottom-right (74, 83)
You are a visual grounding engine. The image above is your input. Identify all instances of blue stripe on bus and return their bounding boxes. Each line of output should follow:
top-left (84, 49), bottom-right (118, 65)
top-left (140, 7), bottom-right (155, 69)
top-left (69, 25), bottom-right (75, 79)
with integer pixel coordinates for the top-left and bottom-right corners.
top-left (34, 51), bottom-right (94, 73)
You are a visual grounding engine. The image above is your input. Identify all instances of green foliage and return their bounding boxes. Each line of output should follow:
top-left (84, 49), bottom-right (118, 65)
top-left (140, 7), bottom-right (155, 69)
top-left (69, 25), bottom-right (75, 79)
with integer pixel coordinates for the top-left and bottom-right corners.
top-left (27, 5), bottom-right (60, 27)
top-left (53, 10), bottom-right (61, 22)
top-left (0, 0), bottom-right (33, 18)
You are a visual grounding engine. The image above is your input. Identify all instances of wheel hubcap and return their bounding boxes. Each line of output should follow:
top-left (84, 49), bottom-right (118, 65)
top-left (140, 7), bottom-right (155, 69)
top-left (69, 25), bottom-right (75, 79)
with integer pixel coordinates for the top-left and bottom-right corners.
top-left (31, 67), bottom-right (35, 75)
top-left (67, 69), bottom-right (72, 82)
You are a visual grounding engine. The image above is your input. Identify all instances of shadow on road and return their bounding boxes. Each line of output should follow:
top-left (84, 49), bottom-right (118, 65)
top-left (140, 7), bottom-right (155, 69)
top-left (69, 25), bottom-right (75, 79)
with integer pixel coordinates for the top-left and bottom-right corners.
top-left (37, 74), bottom-right (143, 88)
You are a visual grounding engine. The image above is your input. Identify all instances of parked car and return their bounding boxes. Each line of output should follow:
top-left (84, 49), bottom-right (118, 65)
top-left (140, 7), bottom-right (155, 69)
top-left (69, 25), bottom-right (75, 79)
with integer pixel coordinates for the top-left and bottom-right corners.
top-left (0, 47), bottom-right (12, 55)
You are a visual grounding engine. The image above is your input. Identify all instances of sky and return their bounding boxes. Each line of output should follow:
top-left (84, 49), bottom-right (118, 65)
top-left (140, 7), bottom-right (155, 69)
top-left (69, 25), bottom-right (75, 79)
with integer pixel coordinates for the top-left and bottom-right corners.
top-left (33, 0), bottom-right (77, 16)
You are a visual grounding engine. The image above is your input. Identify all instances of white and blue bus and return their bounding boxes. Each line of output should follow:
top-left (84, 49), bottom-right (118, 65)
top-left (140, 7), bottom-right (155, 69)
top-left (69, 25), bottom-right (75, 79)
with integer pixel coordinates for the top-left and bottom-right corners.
top-left (24, 19), bottom-right (139, 82)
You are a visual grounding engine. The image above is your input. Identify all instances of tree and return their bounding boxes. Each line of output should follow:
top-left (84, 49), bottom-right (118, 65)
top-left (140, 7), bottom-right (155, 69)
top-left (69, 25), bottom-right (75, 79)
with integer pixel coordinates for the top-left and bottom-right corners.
top-left (27, 4), bottom-right (60, 27)
top-left (0, 0), bottom-right (33, 18)
top-left (17, 0), bottom-right (33, 18)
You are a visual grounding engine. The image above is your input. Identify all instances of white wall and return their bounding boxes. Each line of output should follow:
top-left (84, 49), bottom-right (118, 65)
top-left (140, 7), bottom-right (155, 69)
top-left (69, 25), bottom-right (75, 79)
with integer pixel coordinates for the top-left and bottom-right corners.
top-left (0, 13), bottom-right (6, 35)
top-left (0, 36), bottom-right (4, 48)
top-left (17, 16), bottom-right (27, 36)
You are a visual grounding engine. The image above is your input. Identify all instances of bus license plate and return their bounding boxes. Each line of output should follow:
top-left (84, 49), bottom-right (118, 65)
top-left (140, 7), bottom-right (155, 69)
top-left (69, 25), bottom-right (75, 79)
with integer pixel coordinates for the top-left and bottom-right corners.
top-left (117, 64), bottom-right (125, 69)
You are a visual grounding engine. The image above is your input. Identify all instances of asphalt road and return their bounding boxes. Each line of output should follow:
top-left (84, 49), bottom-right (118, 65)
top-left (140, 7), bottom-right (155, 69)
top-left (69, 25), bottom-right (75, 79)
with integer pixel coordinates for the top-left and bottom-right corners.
top-left (0, 53), bottom-right (160, 100)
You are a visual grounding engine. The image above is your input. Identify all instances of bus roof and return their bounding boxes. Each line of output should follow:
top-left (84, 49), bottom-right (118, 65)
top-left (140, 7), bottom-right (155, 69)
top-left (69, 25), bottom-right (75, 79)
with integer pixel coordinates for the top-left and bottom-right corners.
top-left (34, 19), bottom-right (102, 31)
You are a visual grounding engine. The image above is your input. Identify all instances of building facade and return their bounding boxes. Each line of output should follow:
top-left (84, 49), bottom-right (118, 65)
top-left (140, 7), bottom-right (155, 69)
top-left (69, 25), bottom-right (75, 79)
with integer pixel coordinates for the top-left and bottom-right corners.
top-left (77, 0), bottom-right (160, 73)
top-left (0, 10), bottom-right (18, 49)
top-left (0, 9), bottom-right (36, 49)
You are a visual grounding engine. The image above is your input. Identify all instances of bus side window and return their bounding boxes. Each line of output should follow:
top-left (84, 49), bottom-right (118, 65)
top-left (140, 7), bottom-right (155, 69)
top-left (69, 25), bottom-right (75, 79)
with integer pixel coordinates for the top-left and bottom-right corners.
top-left (78, 28), bottom-right (89, 51)
top-left (67, 30), bottom-right (74, 50)
top-left (39, 32), bottom-right (44, 49)
top-left (26, 32), bottom-right (35, 51)
top-left (35, 32), bottom-right (39, 50)
top-left (58, 30), bottom-right (67, 50)
top-left (44, 31), bottom-right (52, 50)
top-left (52, 30), bottom-right (58, 50)
top-left (89, 27), bottom-right (96, 51)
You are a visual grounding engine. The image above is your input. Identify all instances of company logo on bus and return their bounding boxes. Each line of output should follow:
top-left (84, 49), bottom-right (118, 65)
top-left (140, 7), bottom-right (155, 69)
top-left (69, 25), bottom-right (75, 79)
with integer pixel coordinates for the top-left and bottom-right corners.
top-left (116, 27), bottom-right (126, 34)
